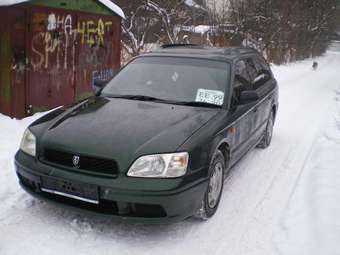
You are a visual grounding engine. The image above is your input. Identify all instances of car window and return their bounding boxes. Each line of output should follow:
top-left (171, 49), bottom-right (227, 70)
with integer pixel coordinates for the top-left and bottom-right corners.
top-left (252, 57), bottom-right (272, 89)
top-left (232, 60), bottom-right (253, 104)
top-left (102, 57), bottom-right (230, 106)
top-left (235, 60), bottom-right (251, 86)
top-left (245, 58), bottom-right (258, 84)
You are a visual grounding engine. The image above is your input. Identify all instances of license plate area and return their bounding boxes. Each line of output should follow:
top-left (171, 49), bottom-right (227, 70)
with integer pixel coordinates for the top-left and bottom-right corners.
top-left (41, 177), bottom-right (99, 204)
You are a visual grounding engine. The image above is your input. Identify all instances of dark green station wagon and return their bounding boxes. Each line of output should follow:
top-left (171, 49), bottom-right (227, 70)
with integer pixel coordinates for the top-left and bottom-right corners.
top-left (15, 45), bottom-right (279, 223)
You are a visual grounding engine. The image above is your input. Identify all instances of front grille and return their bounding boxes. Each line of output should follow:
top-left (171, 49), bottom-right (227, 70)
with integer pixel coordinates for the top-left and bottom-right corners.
top-left (41, 149), bottom-right (118, 176)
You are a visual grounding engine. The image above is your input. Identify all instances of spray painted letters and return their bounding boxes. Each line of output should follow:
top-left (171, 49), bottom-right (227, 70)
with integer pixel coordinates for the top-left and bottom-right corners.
top-left (31, 13), bottom-right (113, 71)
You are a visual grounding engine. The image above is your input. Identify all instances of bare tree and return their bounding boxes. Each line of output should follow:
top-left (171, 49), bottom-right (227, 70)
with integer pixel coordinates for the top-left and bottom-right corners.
top-left (146, 0), bottom-right (203, 44)
top-left (117, 0), bottom-right (202, 59)
top-left (118, 2), bottom-right (157, 57)
top-left (227, 0), bottom-right (338, 63)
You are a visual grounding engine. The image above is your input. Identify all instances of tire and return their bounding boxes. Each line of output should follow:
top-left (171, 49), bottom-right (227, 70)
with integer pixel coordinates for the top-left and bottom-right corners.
top-left (194, 150), bottom-right (225, 220)
top-left (257, 111), bottom-right (274, 149)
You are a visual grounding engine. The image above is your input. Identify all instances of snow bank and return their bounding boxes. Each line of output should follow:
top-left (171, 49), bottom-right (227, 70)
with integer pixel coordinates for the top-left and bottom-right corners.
top-left (274, 76), bottom-right (340, 254)
top-left (0, 112), bottom-right (46, 223)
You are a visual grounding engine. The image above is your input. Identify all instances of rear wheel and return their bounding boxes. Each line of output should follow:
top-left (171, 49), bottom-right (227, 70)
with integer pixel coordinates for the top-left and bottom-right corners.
top-left (257, 111), bottom-right (274, 149)
top-left (194, 150), bottom-right (225, 220)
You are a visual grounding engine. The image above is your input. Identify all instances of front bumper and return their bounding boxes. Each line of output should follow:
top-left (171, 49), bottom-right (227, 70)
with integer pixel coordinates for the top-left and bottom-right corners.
top-left (15, 151), bottom-right (208, 224)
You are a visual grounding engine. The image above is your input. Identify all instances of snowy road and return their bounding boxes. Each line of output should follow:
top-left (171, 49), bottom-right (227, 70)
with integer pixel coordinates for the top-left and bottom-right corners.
top-left (1, 51), bottom-right (340, 255)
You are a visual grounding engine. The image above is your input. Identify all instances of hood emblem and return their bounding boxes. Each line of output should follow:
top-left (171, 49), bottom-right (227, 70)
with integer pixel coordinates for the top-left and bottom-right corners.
top-left (72, 155), bottom-right (80, 168)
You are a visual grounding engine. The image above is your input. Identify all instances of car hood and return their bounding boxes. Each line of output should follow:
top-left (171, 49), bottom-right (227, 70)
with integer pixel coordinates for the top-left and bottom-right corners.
top-left (39, 97), bottom-right (219, 172)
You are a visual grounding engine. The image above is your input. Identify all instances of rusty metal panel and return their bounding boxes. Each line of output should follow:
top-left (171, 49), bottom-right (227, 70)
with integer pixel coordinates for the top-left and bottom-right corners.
top-left (0, 8), bottom-right (12, 117)
top-left (27, 6), bottom-right (121, 113)
top-left (10, 7), bottom-right (27, 118)
top-left (74, 12), bottom-right (121, 101)
top-left (28, 6), bottom-right (77, 112)
top-left (0, 6), bottom-right (27, 118)
top-left (0, 3), bottom-right (121, 119)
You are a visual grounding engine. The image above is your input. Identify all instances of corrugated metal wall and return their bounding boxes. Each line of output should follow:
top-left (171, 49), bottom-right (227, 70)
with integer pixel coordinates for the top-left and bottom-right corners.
top-left (0, 6), bottom-right (27, 118)
top-left (0, 1), bottom-right (121, 118)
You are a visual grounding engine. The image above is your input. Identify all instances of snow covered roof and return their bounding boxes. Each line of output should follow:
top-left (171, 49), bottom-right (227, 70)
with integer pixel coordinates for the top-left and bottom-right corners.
top-left (185, 0), bottom-right (206, 11)
top-left (97, 0), bottom-right (125, 19)
top-left (179, 25), bottom-right (211, 34)
top-left (194, 25), bottom-right (211, 34)
top-left (0, 0), bottom-right (29, 5)
top-left (0, 0), bottom-right (125, 19)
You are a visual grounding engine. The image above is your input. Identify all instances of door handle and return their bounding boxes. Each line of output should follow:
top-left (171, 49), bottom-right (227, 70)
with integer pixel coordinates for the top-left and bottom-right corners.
top-left (253, 107), bottom-right (258, 113)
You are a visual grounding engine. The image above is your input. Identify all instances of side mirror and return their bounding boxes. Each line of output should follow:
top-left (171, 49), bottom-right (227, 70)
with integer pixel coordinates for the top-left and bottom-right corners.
top-left (239, 90), bottom-right (259, 104)
top-left (93, 68), bottom-right (121, 95)
top-left (93, 80), bottom-right (108, 95)
top-left (93, 79), bottom-right (108, 89)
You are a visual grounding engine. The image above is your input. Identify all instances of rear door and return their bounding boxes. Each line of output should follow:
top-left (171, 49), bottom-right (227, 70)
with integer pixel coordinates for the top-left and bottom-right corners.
top-left (251, 56), bottom-right (276, 140)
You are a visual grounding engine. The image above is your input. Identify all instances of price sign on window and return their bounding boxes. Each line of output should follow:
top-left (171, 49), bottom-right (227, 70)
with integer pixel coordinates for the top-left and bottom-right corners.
top-left (195, 89), bottom-right (225, 106)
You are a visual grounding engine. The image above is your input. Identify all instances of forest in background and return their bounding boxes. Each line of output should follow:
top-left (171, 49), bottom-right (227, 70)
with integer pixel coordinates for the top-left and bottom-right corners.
top-left (115, 0), bottom-right (340, 64)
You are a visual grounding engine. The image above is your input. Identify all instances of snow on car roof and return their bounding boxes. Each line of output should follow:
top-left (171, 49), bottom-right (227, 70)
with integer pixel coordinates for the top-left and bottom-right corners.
top-left (0, 0), bottom-right (125, 19)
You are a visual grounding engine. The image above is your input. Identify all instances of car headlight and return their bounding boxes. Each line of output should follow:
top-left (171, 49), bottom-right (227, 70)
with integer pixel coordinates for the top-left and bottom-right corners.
top-left (20, 129), bottom-right (36, 157)
top-left (127, 152), bottom-right (189, 178)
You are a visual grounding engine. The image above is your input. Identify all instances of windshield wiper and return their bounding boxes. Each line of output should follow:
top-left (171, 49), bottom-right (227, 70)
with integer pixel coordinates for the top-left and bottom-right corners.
top-left (174, 101), bottom-right (222, 108)
top-left (103, 94), bottom-right (222, 108)
top-left (103, 94), bottom-right (167, 102)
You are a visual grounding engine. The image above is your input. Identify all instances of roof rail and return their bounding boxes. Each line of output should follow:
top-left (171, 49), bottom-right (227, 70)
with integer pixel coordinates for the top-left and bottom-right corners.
top-left (161, 44), bottom-right (200, 48)
top-left (223, 47), bottom-right (258, 55)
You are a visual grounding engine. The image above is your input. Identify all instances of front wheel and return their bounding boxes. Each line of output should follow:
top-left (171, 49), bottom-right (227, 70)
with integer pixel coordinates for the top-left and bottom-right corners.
top-left (194, 150), bottom-right (225, 220)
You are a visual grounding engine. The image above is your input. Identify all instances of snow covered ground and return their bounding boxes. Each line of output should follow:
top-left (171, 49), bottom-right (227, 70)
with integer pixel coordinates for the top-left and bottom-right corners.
top-left (1, 49), bottom-right (340, 255)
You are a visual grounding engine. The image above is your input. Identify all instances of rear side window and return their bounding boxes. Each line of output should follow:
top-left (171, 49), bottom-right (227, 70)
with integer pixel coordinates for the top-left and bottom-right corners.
top-left (245, 58), bottom-right (258, 83)
top-left (252, 57), bottom-right (272, 89)
top-left (254, 56), bottom-right (271, 72)
top-left (234, 60), bottom-right (251, 87)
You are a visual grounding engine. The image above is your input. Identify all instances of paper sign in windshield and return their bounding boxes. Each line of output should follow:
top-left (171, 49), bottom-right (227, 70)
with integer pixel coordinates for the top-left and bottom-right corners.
top-left (195, 89), bottom-right (224, 106)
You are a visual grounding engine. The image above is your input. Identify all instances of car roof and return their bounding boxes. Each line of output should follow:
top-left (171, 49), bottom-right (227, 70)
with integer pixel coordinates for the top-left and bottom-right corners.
top-left (144, 45), bottom-right (260, 62)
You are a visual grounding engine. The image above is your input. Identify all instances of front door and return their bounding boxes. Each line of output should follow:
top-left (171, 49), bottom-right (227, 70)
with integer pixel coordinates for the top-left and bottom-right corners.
top-left (229, 59), bottom-right (258, 164)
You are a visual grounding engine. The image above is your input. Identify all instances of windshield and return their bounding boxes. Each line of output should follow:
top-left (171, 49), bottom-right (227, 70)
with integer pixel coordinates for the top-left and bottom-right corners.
top-left (101, 57), bottom-right (230, 107)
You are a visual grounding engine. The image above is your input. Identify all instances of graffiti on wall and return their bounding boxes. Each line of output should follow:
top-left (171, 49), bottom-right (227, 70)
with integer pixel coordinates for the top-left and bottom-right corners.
top-left (77, 19), bottom-right (113, 46)
top-left (31, 12), bottom-right (114, 72)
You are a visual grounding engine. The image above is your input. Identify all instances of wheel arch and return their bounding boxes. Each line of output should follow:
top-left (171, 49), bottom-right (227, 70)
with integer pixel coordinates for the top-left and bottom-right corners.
top-left (217, 142), bottom-right (231, 168)
top-left (272, 104), bottom-right (277, 122)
